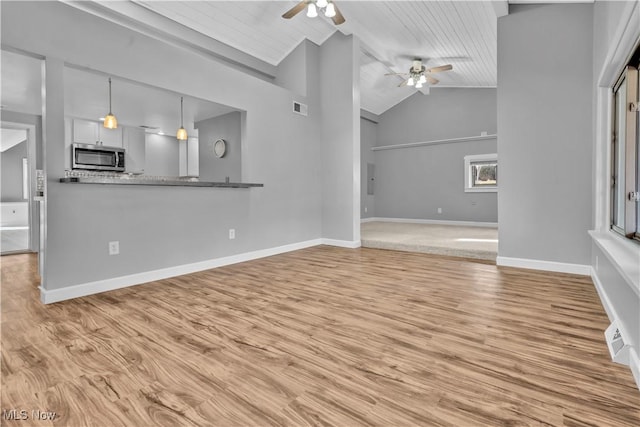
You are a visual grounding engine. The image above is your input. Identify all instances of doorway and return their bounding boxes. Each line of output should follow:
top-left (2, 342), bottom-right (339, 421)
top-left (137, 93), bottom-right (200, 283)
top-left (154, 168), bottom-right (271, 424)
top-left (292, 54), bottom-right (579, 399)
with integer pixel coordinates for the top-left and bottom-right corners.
top-left (1, 125), bottom-right (35, 254)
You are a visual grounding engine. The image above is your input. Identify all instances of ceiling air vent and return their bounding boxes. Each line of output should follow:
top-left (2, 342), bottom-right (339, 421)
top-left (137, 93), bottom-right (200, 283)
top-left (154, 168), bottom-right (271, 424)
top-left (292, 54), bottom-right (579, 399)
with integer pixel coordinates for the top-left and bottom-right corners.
top-left (293, 101), bottom-right (308, 116)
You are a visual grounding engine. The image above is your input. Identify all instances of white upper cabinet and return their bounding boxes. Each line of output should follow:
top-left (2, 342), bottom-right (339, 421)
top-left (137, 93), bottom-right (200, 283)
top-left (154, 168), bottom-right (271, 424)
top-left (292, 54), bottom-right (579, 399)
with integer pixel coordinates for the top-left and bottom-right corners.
top-left (179, 137), bottom-right (199, 177)
top-left (100, 126), bottom-right (123, 148)
top-left (72, 119), bottom-right (99, 145)
top-left (123, 127), bottom-right (146, 174)
top-left (72, 119), bottom-right (122, 147)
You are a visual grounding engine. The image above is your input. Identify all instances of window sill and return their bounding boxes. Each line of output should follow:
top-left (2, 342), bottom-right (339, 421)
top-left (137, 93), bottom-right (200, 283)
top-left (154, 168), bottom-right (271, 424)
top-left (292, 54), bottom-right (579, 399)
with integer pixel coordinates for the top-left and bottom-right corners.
top-left (589, 230), bottom-right (640, 297)
top-left (464, 188), bottom-right (497, 193)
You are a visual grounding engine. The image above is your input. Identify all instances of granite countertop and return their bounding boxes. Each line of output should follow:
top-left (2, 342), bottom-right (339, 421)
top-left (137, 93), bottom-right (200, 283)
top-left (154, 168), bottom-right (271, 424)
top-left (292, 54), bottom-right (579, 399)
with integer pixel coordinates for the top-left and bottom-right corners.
top-left (59, 176), bottom-right (263, 189)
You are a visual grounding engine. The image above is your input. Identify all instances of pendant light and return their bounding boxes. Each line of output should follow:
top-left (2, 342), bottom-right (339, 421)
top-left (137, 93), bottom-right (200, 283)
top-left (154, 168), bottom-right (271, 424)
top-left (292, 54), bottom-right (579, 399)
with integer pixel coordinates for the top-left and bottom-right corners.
top-left (103, 78), bottom-right (118, 129)
top-left (176, 97), bottom-right (188, 141)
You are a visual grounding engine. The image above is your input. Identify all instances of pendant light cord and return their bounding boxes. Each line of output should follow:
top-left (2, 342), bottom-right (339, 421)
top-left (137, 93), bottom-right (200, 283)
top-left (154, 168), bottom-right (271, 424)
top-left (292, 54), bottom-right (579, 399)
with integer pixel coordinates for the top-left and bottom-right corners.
top-left (108, 78), bottom-right (113, 114)
top-left (181, 97), bottom-right (184, 127)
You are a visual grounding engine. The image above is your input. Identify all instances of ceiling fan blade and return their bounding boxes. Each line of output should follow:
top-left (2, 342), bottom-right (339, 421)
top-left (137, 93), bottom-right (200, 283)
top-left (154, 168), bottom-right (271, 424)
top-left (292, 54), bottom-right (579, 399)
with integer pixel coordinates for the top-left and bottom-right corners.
top-left (385, 72), bottom-right (408, 76)
top-left (426, 64), bottom-right (453, 73)
top-left (426, 76), bottom-right (439, 85)
top-left (398, 79), bottom-right (408, 87)
top-left (282, 1), bottom-right (307, 19)
top-left (331, 3), bottom-right (346, 25)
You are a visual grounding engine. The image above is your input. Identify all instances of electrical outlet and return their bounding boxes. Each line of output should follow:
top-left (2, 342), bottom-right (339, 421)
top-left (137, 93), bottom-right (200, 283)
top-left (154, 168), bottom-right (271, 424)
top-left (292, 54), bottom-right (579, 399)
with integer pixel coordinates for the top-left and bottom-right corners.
top-left (108, 241), bottom-right (119, 255)
top-left (595, 255), bottom-right (599, 272)
top-left (364, 207), bottom-right (368, 213)
top-left (437, 208), bottom-right (442, 214)
top-left (229, 229), bottom-right (235, 240)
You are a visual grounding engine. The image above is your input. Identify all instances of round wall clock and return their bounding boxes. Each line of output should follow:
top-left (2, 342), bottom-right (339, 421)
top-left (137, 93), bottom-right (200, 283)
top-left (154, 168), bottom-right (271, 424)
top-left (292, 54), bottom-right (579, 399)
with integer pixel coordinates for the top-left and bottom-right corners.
top-left (213, 138), bottom-right (226, 158)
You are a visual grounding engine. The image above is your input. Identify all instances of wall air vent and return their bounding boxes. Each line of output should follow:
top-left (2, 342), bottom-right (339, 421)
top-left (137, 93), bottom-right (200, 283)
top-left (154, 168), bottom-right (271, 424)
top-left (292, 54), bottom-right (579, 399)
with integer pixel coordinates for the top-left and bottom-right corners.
top-left (293, 101), bottom-right (308, 116)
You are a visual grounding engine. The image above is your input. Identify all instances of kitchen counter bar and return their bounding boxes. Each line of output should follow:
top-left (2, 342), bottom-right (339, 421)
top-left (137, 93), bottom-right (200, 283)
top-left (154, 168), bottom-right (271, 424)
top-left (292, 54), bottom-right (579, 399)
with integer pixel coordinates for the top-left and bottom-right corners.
top-left (60, 177), bottom-right (263, 189)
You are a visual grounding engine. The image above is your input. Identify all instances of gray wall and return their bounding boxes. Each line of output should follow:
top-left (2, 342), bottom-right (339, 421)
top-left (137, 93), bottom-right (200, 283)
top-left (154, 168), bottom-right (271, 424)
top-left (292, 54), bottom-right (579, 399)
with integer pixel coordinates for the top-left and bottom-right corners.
top-left (196, 112), bottom-right (242, 182)
top-left (320, 32), bottom-right (360, 242)
top-left (1, 140), bottom-right (27, 202)
top-left (377, 88), bottom-right (497, 145)
top-left (497, 4), bottom-right (593, 264)
top-left (373, 88), bottom-right (497, 222)
top-left (2, 1), bottom-right (332, 290)
top-left (360, 117), bottom-right (376, 218)
top-left (145, 134), bottom-right (180, 176)
top-left (275, 40), bottom-right (308, 97)
top-left (374, 138), bottom-right (498, 222)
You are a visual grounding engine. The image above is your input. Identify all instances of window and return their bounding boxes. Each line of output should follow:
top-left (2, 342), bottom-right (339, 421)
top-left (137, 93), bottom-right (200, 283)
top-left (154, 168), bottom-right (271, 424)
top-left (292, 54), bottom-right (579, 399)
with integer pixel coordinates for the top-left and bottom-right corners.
top-left (464, 153), bottom-right (497, 192)
top-left (611, 60), bottom-right (639, 241)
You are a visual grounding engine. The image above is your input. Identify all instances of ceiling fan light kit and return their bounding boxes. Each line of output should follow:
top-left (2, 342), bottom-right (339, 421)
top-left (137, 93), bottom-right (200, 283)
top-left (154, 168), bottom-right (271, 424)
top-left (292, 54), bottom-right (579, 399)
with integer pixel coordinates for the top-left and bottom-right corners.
top-left (306, 3), bottom-right (318, 18)
top-left (282, 0), bottom-right (345, 25)
top-left (385, 58), bottom-right (453, 89)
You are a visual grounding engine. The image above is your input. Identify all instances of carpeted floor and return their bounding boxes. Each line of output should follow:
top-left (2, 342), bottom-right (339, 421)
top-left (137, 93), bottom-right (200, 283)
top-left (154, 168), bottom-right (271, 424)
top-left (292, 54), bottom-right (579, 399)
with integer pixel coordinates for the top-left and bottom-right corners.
top-left (361, 221), bottom-right (498, 261)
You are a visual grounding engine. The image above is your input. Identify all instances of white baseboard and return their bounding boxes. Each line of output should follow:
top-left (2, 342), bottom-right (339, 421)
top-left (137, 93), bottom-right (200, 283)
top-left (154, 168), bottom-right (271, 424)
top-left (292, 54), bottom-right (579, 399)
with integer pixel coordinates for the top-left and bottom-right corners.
top-left (630, 348), bottom-right (640, 391)
top-left (40, 238), bottom-right (323, 304)
top-left (361, 217), bottom-right (498, 228)
top-left (590, 266), bottom-right (616, 321)
top-left (321, 238), bottom-right (361, 248)
top-left (496, 256), bottom-right (591, 276)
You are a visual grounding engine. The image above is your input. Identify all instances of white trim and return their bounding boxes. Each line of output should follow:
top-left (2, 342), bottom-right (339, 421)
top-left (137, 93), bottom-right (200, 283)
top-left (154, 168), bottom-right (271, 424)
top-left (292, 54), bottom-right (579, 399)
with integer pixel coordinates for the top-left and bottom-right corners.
top-left (40, 239), bottom-right (323, 304)
top-left (589, 230), bottom-right (640, 297)
top-left (321, 239), bottom-right (361, 249)
top-left (39, 238), bottom-right (366, 304)
top-left (590, 266), bottom-right (616, 321)
top-left (592, 266), bottom-right (640, 391)
top-left (496, 256), bottom-right (590, 276)
top-left (630, 348), bottom-right (640, 391)
top-left (372, 134), bottom-right (497, 152)
top-left (361, 217), bottom-right (498, 228)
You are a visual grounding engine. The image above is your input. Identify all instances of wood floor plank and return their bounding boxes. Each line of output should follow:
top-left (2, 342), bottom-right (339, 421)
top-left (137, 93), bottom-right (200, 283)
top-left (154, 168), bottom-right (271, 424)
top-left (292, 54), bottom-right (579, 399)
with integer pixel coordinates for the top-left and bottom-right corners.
top-left (1, 248), bottom-right (639, 426)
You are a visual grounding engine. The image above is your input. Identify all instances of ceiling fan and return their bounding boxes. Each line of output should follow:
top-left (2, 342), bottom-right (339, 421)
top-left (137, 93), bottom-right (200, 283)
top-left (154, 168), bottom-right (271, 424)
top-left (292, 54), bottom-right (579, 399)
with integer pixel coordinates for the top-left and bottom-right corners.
top-left (385, 58), bottom-right (453, 88)
top-left (282, 0), bottom-right (346, 25)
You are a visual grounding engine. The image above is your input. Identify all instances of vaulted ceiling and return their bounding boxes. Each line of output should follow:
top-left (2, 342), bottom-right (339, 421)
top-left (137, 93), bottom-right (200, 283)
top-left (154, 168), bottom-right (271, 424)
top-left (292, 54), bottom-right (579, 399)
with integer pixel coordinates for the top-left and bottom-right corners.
top-left (10, 1), bottom-right (502, 118)
top-left (125, 1), bottom-right (502, 115)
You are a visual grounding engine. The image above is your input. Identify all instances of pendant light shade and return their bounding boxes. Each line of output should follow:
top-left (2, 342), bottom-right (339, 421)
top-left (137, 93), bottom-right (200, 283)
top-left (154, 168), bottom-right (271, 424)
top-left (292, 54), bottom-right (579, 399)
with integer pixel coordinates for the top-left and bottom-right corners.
top-left (103, 78), bottom-right (118, 129)
top-left (176, 97), bottom-right (188, 141)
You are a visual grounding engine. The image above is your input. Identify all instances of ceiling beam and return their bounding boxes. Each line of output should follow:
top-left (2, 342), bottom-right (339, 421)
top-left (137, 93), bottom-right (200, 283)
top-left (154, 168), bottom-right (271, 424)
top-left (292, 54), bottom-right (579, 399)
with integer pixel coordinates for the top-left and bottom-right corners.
top-left (62, 1), bottom-right (277, 81)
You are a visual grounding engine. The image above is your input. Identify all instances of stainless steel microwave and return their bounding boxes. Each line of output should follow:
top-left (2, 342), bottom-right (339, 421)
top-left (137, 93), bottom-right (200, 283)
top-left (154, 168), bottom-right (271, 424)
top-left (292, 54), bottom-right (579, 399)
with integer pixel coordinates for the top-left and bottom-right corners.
top-left (72, 143), bottom-right (125, 172)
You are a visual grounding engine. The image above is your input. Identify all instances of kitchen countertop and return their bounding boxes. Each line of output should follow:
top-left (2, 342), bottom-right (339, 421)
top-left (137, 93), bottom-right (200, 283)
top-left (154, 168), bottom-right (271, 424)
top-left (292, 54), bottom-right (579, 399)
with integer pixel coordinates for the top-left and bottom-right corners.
top-left (60, 177), bottom-right (263, 189)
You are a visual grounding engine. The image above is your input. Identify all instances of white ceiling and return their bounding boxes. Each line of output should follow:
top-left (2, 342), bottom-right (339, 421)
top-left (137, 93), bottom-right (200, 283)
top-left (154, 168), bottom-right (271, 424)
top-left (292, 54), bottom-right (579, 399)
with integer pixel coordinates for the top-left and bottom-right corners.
top-left (2, 1), bottom-right (503, 120)
top-left (126, 1), bottom-right (501, 115)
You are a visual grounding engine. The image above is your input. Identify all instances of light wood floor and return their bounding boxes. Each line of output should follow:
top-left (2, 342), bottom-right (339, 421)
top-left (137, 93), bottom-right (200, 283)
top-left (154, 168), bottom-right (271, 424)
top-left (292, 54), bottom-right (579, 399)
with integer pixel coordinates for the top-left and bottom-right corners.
top-left (1, 248), bottom-right (639, 426)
